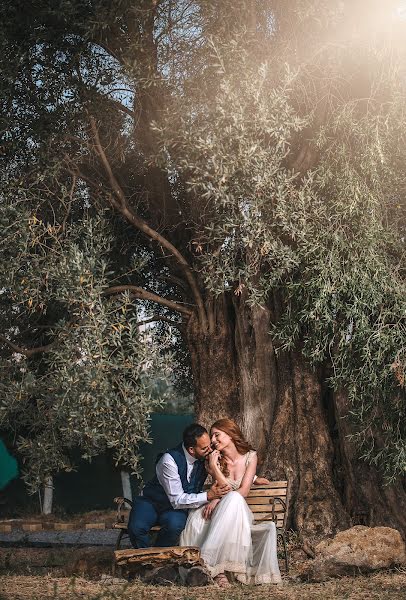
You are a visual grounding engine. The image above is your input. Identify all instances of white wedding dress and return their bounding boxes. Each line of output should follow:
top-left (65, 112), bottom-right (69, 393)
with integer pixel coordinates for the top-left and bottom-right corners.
top-left (180, 450), bottom-right (282, 584)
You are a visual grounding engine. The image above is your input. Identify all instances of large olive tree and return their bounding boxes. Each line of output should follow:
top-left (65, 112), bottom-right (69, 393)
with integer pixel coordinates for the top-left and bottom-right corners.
top-left (1, 0), bottom-right (405, 533)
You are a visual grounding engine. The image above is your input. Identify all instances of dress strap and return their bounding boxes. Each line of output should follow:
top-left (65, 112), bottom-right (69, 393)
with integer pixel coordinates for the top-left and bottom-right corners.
top-left (245, 450), bottom-right (254, 465)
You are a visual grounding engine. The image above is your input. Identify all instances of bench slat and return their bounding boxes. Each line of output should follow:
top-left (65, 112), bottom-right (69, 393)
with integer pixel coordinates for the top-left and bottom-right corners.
top-left (249, 504), bottom-right (284, 513)
top-left (248, 489), bottom-right (287, 497)
top-left (112, 523), bottom-right (128, 530)
top-left (113, 523), bottom-right (161, 532)
top-left (246, 497), bottom-right (284, 505)
top-left (254, 514), bottom-right (283, 527)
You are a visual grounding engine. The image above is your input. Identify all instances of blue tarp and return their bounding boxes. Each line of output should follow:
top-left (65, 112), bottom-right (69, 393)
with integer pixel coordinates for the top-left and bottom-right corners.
top-left (0, 439), bottom-right (18, 489)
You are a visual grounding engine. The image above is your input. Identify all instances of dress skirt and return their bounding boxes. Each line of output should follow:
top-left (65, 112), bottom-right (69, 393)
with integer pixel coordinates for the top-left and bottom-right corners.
top-left (180, 491), bottom-right (282, 584)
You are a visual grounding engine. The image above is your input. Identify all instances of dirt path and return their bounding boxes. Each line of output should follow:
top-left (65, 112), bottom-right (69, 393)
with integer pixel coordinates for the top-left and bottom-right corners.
top-left (0, 571), bottom-right (405, 600)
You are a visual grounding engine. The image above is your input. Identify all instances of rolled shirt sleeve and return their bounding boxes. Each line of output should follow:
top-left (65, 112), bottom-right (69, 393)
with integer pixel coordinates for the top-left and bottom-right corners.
top-left (156, 453), bottom-right (208, 510)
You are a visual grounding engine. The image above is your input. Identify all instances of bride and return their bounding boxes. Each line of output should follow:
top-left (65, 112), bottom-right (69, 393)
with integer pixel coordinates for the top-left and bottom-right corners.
top-left (180, 418), bottom-right (282, 586)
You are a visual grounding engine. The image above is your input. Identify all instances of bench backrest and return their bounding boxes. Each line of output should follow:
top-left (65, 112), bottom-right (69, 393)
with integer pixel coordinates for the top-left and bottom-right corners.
top-left (246, 480), bottom-right (289, 529)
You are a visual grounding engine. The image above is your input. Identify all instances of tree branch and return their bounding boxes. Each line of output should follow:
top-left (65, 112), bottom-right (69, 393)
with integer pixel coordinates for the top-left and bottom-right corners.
top-left (0, 335), bottom-right (54, 358)
top-left (61, 174), bottom-right (77, 233)
top-left (157, 274), bottom-right (190, 294)
top-left (108, 97), bottom-right (135, 118)
top-left (103, 285), bottom-right (193, 316)
top-left (89, 116), bottom-right (208, 330)
top-left (136, 315), bottom-right (185, 329)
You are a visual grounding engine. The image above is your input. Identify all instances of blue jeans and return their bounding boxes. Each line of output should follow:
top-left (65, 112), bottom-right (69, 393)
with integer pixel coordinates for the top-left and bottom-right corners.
top-left (128, 496), bottom-right (188, 548)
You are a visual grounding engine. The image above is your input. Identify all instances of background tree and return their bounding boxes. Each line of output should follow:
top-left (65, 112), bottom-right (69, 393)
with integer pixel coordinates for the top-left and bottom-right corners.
top-left (0, 0), bottom-right (405, 533)
top-left (0, 207), bottom-right (174, 500)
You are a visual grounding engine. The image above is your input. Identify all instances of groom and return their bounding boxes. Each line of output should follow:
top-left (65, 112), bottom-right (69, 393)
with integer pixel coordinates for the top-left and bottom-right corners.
top-left (128, 423), bottom-right (230, 548)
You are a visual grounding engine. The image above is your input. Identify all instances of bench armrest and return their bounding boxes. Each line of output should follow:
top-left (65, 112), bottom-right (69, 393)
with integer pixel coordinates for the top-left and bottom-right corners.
top-left (270, 496), bottom-right (286, 524)
top-left (113, 496), bottom-right (133, 523)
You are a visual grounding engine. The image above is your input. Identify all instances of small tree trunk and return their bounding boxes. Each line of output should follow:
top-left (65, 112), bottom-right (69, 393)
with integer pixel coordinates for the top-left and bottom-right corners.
top-left (233, 293), bottom-right (277, 463)
top-left (120, 470), bottom-right (133, 507)
top-left (187, 296), bottom-right (240, 427)
top-left (42, 476), bottom-right (53, 515)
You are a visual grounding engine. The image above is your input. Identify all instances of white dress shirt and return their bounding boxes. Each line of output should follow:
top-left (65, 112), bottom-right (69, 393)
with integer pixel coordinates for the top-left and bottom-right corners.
top-left (155, 444), bottom-right (208, 510)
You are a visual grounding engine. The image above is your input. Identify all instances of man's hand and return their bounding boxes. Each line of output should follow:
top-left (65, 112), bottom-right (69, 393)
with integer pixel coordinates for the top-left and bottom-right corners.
top-left (203, 499), bottom-right (220, 520)
top-left (207, 481), bottom-right (230, 501)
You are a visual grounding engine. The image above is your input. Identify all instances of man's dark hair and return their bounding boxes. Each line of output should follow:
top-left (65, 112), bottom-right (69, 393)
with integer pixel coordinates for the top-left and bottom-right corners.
top-left (183, 423), bottom-right (208, 448)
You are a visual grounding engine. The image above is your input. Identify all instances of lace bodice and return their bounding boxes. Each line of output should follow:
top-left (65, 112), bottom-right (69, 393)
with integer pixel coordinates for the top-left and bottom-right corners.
top-left (225, 450), bottom-right (256, 490)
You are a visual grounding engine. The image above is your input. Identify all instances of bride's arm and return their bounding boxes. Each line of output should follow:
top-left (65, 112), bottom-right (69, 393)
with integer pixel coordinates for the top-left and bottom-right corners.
top-left (237, 452), bottom-right (258, 497)
top-left (207, 450), bottom-right (230, 487)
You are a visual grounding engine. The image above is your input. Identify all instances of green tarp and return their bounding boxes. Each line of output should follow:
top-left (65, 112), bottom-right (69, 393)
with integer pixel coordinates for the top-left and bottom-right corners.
top-left (0, 439), bottom-right (18, 489)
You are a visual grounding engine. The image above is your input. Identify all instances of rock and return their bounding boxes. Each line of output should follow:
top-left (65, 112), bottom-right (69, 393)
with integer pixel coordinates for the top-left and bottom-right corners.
top-left (306, 526), bottom-right (406, 582)
top-left (0, 548), bottom-right (70, 572)
top-left (143, 565), bottom-right (179, 585)
top-left (183, 565), bottom-right (212, 586)
top-left (66, 547), bottom-right (114, 577)
top-left (100, 574), bottom-right (126, 586)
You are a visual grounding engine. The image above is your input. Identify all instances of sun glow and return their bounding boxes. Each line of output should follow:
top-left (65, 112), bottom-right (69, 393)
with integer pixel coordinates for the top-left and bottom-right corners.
top-left (396, 2), bottom-right (406, 20)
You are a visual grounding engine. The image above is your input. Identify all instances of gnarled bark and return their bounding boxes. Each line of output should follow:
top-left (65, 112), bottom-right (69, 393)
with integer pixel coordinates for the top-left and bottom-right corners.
top-left (189, 296), bottom-right (406, 537)
top-left (264, 352), bottom-right (350, 534)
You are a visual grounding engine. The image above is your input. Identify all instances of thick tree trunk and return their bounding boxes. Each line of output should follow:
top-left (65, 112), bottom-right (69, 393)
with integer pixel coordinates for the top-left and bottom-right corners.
top-left (263, 352), bottom-right (351, 534)
top-left (188, 295), bottom-right (406, 536)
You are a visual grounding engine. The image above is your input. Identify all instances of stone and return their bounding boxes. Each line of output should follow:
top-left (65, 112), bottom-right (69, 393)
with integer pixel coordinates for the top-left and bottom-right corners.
top-left (306, 526), bottom-right (406, 582)
top-left (183, 565), bottom-right (212, 587)
top-left (53, 523), bottom-right (74, 531)
top-left (22, 523), bottom-right (42, 532)
top-left (143, 565), bottom-right (179, 585)
top-left (100, 574), bottom-right (126, 586)
top-left (66, 548), bottom-right (114, 577)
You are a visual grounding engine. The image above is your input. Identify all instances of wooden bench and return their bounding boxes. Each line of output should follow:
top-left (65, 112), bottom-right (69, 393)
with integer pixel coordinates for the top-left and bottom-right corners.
top-left (246, 480), bottom-right (290, 572)
top-left (113, 479), bottom-right (290, 572)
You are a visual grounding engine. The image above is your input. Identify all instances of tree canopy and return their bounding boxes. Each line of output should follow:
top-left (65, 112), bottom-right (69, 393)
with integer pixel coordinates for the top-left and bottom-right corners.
top-left (0, 0), bottom-right (405, 506)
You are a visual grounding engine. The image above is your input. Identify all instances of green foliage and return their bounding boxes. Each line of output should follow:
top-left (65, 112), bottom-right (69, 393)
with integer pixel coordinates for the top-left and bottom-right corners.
top-left (0, 204), bottom-right (174, 492)
top-left (279, 98), bottom-right (406, 479)
top-left (153, 51), bottom-right (306, 303)
top-left (153, 34), bottom-right (406, 479)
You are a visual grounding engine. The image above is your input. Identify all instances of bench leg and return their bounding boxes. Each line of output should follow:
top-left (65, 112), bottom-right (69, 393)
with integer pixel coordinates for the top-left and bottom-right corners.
top-left (115, 529), bottom-right (125, 550)
top-left (277, 532), bottom-right (289, 574)
top-left (112, 530), bottom-right (125, 577)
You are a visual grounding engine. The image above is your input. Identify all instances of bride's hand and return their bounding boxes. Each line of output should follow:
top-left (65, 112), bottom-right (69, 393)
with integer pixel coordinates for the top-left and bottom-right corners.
top-left (203, 499), bottom-right (220, 520)
top-left (208, 449), bottom-right (220, 471)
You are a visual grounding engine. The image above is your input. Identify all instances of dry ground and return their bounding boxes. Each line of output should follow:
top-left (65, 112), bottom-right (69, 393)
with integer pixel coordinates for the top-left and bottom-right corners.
top-left (0, 571), bottom-right (405, 600)
top-left (1, 518), bottom-right (405, 599)
top-left (0, 510), bottom-right (118, 529)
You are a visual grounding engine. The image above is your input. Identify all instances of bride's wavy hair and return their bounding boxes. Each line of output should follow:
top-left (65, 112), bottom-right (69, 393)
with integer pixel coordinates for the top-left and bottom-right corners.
top-left (210, 418), bottom-right (254, 477)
